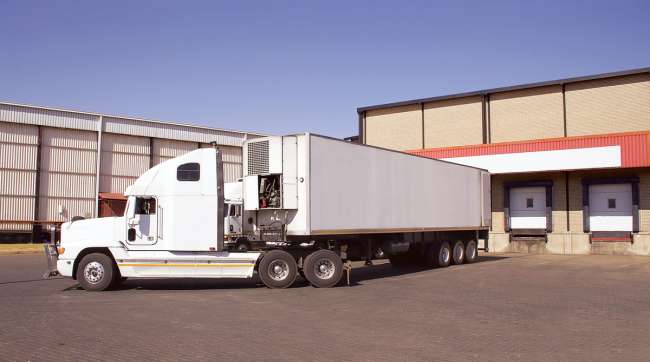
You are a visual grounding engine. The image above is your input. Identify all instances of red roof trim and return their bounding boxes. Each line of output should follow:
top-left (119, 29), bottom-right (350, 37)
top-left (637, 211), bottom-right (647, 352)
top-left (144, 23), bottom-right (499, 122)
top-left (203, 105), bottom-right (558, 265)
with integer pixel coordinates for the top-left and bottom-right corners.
top-left (408, 131), bottom-right (650, 168)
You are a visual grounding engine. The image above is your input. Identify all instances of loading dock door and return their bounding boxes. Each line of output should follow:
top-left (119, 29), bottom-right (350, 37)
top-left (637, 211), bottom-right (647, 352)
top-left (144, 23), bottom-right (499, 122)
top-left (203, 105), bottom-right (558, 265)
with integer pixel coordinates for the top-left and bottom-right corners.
top-left (510, 187), bottom-right (546, 229)
top-left (589, 184), bottom-right (633, 231)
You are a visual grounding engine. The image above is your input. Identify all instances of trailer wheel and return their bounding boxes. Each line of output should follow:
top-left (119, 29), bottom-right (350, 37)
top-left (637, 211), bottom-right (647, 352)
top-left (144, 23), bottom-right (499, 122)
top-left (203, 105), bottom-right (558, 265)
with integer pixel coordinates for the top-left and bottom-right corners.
top-left (303, 250), bottom-right (343, 288)
top-left (464, 240), bottom-right (478, 263)
top-left (258, 250), bottom-right (298, 289)
top-left (430, 242), bottom-right (451, 267)
top-left (76, 253), bottom-right (115, 291)
top-left (451, 241), bottom-right (465, 265)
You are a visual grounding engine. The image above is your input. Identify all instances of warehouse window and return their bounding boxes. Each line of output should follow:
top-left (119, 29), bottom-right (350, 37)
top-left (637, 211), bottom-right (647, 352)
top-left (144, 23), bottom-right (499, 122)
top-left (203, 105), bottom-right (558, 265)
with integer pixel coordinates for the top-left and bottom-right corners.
top-left (526, 198), bottom-right (534, 208)
top-left (608, 198), bottom-right (616, 209)
top-left (177, 162), bottom-right (200, 181)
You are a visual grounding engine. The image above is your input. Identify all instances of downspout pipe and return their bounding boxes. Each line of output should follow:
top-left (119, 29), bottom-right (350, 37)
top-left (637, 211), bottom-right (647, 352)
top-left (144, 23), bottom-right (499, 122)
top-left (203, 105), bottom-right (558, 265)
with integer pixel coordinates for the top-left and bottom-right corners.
top-left (94, 115), bottom-right (103, 218)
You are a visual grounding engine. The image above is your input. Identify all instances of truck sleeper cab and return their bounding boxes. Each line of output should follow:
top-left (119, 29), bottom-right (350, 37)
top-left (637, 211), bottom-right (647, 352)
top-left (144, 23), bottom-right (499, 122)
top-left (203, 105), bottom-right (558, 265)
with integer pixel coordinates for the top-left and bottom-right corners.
top-left (45, 134), bottom-right (490, 291)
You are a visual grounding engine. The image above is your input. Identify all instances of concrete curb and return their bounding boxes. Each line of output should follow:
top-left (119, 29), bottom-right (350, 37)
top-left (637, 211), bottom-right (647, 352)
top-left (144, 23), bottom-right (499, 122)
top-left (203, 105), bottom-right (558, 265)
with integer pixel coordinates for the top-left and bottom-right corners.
top-left (0, 249), bottom-right (44, 256)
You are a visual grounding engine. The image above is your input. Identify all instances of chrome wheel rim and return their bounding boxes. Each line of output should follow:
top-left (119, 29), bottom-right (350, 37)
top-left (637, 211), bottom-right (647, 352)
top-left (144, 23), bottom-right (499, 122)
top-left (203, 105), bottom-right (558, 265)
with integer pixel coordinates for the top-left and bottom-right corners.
top-left (268, 260), bottom-right (289, 281)
top-left (453, 243), bottom-right (464, 262)
top-left (84, 261), bottom-right (105, 284)
top-left (467, 242), bottom-right (476, 259)
top-left (440, 247), bottom-right (450, 264)
top-left (313, 258), bottom-right (335, 280)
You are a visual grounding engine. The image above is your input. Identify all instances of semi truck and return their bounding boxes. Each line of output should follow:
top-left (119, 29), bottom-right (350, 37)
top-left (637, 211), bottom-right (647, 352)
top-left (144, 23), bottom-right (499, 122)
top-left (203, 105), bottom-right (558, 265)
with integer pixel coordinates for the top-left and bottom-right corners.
top-left (45, 133), bottom-right (491, 290)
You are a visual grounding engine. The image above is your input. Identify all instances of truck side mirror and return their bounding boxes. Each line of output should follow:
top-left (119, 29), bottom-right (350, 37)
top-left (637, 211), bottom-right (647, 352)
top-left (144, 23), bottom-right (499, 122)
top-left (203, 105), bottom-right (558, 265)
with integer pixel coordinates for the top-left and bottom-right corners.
top-left (128, 228), bottom-right (136, 242)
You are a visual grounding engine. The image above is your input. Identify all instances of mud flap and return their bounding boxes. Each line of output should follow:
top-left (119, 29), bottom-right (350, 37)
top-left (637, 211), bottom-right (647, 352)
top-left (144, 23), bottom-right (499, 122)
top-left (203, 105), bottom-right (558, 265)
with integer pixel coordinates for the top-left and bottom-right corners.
top-left (43, 244), bottom-right (59, 279)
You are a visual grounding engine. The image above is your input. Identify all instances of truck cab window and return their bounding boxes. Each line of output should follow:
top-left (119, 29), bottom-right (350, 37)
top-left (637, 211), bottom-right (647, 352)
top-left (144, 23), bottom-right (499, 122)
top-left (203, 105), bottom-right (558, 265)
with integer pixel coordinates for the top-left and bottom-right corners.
top-left (136, 198), bottom-right (156, 215)
top-left (177, 162), bottom-right (200, 181)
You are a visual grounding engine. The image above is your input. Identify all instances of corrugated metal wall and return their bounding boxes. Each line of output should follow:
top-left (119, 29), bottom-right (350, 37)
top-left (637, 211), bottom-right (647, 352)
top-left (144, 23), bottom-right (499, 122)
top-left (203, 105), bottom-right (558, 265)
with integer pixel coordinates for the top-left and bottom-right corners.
top-left (100, 133), bottom-right (150, 193)
top-left (0, 122), bottom-right (38, 231)
top-left (152, 139), bottom-right (197, 165)
top-left (40, 127), bottom-right (97, 222)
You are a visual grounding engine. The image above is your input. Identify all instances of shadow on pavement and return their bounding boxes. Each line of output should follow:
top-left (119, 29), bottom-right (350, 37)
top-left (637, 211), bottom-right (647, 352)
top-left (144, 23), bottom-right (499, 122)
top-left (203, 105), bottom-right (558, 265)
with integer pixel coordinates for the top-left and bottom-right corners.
top-left (58, 255), bottom-right (511, 292)
top-left (345, 254), bottom-right (511, 286)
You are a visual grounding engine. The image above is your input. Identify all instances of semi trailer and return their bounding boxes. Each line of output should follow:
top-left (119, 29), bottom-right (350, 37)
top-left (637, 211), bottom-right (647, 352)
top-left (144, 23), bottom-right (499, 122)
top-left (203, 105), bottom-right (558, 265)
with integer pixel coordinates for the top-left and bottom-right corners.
top-left (45, 133), bottom-right (491, 290)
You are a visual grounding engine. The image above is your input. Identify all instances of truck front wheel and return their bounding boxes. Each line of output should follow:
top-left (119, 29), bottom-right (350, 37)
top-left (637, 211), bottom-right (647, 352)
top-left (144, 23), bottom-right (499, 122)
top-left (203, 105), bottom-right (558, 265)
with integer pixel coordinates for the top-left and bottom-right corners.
top-left (76, 253), bottom-right (115, 291)
top-left (303, 250), bottom-right (343, 288)
top-left (258, 250), bottom-right (298, 289)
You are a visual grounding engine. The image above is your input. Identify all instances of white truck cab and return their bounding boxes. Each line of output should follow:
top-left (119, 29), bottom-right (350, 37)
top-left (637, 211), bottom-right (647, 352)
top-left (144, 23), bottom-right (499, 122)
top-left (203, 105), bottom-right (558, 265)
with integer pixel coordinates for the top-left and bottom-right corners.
top-left (48, 147), bottom-right (262, 291)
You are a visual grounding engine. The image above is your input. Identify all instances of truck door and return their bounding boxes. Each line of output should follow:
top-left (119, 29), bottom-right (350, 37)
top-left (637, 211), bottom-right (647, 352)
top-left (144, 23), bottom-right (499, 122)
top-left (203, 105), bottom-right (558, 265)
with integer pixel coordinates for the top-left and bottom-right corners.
top-left (126, 197), bottom-right (158, 245)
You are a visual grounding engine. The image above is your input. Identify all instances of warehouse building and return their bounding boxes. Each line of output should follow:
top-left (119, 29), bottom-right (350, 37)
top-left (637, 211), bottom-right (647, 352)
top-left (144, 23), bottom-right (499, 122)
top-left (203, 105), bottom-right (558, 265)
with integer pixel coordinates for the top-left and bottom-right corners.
top-left (0, 102), bottom-right (263, 242)
top-left (357, 67), bottom-right (650, 255)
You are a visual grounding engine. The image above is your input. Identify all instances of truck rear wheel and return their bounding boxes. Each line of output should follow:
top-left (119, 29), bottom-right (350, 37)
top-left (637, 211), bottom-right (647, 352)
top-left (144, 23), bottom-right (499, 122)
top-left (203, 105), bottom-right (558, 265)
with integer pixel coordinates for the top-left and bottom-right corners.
top-left (425, 241), bottom-right (451, 267)
top-left (303, 250), bottom-right (343, 288)
top-left (465, 240), bottom-right (478, 263)
top-left (76, 253), bottom-right (115, 291)
top-left (451, 241), bottom-right (465, 265)
top-left (258, 250), bottom-right (298, 289)
top-left (434, 241), bottom-right (451, 268)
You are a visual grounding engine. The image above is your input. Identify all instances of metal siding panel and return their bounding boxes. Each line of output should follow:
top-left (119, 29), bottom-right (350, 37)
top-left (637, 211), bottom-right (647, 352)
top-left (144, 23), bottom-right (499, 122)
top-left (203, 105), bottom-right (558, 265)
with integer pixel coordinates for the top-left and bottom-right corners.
top-left (153, 138), bottom-right (197, 158)
top-left (0, 104), bottom-right (98, 131)
top-left (0, 197), bottom-right (34, 231)
top-left (566, 74), bottom-right (650, 136)
top-left (103, 117), bottom-right (245, 147)
top-left (39, 197), bottom-right (95, 221)
top-left (41, 147), bottom-right (96, 174)
top-left (100, 152), bottom-right (149, 177)
top-left (423, 96), bottom-right (483, 148)
top-left (0, 170), bottom-right (37, 196)
top-left (100, 175), bottom-right (138, 193)
top-left (219, 145), bottom-right (243, 163)
top-left (223, 162), bottom-right (243, 182)
top-left (0, 143), bottom-right (38, 169)
top-left (0, 121), bottom-right (39, 144)
top-left (365, 104), bottom-right (423, 151)
top-left (41, 127), bottom-right (97, 149)
top-left (40, 172), bottom-right (96, 198)
top-left (490, 85), bottom-right (565, 143)
top-left (101, 133), bottom-right (149, 154)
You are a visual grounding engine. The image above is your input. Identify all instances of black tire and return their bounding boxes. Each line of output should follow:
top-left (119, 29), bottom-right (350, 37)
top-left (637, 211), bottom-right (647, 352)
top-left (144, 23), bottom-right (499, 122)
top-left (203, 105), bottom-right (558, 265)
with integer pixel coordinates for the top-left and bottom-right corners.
top-left (424, 242), bottom-right (451, 268)
top-left (76, 253), bottom-right (115, 291)
top-left (451, 241), bottom-right (465, 265)
top-left (303, 249), bottom-right (343, 288)
top-left (464, 240), bottom-right (478, 264)
top-left (258, 250), bottom-right (298, 289)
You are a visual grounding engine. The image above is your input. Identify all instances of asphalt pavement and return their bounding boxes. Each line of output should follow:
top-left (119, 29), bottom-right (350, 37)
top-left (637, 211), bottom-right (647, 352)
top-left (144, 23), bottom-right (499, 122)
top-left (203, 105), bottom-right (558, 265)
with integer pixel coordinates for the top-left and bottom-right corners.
top-left (1, 252), bottom-right (649, 361)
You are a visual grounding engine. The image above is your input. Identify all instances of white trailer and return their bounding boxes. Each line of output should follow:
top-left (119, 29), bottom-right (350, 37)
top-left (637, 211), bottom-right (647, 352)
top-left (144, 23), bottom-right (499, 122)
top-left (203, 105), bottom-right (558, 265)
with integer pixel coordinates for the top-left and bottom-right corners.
top-left (45, 134), bottom-right (490, 290)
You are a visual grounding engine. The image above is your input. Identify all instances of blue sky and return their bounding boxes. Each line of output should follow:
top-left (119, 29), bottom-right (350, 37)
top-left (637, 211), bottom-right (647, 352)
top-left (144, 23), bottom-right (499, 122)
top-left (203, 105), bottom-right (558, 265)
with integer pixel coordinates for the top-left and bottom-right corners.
top-left (1, 1), bottom-right (648, 137)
